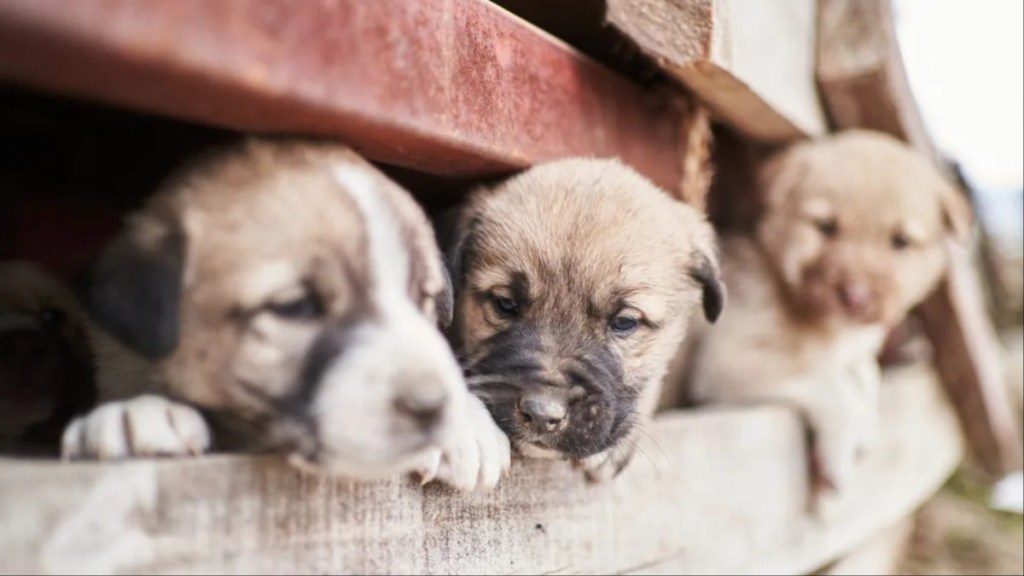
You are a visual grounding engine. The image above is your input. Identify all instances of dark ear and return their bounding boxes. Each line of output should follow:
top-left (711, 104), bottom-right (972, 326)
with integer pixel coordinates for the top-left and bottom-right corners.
top-left (430, 205), bottom-right (473, 297)
top-left (689, 251), bottom-right (725, 323)
top-left (939, 182), bottom-right (974, 245)
top-left (79, 214), bottom-right (186, 360)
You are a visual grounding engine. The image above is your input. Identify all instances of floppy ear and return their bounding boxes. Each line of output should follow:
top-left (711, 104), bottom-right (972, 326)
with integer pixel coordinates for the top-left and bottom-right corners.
top-left (682, 211), bottom-right (726, 324)
top-left (757, 142), bottom-right (812, 211)
top-left (79, 213), bottom-right (186, 360)
top-left (690, 250), bottom-right (725, 323)
top-left (431, 206), bottom-right (474, 294)
top-left (939, 182), bottom-right (974, 245)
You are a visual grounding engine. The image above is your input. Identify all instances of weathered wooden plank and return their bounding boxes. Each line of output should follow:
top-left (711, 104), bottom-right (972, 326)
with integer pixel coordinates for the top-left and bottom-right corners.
top-left (816, 0), bottom-right (1024, 477)
top-left (0, 366), bottom-right (961, 575)
top-left (815, 517), bottom-right (915, 576)
top-left (816, 0), bottom-right (937, 160)
top-left (605, 0), bottom-right (827, 142)
top-left (0, 0), bottom-right (682, 191)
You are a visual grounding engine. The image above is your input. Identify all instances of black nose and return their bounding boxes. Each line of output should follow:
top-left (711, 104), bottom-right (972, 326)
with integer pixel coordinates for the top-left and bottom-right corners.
top-left (518, 396), bottom-right (567, 434)
top-left (393, 393), bottom-right (446, 430)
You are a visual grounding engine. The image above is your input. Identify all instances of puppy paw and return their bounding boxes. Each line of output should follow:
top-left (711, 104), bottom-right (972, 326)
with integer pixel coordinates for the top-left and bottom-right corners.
top-left (61, 395), bottom-right (211, 461)
top-left (416, 395), bottom-right (511, 493)
top-left (807, 417), bottom-right (879, 519)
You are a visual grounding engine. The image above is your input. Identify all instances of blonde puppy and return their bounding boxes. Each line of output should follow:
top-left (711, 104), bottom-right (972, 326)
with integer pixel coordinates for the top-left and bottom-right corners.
top-left (688, 130), bottom-right (970, 502)
top-left (439, 158), bottom-right (723, 481)
top-left (63, 138), bottom-right (509, 492)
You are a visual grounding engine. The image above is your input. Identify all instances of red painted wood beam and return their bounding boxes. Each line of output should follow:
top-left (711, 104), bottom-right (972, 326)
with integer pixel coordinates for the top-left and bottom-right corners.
top-left (0, 0), bottom-right (682, 190)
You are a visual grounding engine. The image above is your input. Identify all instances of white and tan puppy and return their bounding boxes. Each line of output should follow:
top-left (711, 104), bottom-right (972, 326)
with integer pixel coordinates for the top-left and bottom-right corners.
top-left (62, 138), bottom-right (509, 492)
top-left (438, 158), bottom-right (723, 481)
top-left (688, 130), bottom-right (971, 502)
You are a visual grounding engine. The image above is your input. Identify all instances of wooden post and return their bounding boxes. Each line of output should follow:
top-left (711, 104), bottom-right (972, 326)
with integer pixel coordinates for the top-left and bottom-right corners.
top-left (816, 0), bottom-right (1022, 477)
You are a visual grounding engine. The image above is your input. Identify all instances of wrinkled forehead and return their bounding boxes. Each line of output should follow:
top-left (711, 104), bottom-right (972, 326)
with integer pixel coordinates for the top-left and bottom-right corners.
top-left (466, 216), bottom-right (682, 316)
top-left (792, 152), bottom-right (946, 225)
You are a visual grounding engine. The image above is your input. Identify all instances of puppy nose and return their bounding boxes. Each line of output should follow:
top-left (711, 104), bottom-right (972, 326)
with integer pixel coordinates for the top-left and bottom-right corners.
top-left (393, 391), bottom-right (447, 430)
top-left (519, 396), bottom-right (568, 434)
top-left (837, 282), bottom-right (874, 317)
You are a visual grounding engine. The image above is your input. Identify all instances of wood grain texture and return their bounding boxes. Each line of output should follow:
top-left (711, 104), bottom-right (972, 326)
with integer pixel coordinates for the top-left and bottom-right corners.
top-left (606, 0), bottom-right (827, 142)
top-left (0, 366), bottom-right (960, 575)
top-left (816, 0), bottom-right (1024, 477)
top-left (0, 0), bottom-right (682, 191)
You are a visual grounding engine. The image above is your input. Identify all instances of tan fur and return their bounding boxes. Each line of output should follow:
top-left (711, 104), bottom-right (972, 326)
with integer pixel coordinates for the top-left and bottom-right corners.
top-left (63, 139), bottom-right (509, 490)
top-left (687, 129), bottom-right (971, 506)
top-left (445, 157), bottom-right (721, 480)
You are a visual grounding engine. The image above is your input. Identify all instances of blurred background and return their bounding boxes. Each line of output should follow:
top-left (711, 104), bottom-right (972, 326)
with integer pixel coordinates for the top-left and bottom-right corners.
top-left (895, 2), bottom-right (1022, 573)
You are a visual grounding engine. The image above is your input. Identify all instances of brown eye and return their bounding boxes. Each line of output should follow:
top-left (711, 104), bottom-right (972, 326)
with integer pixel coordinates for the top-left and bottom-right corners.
top-left (491, 295), bottom-right (519, 318)
top-left (269, 291), bottom-right (324, 320)
top-left (815, 217), bottom-right (839, 238)
top-left (891, 231), bottom-right (911, 250)
top-left (609, 315), bottom-right (639, 335)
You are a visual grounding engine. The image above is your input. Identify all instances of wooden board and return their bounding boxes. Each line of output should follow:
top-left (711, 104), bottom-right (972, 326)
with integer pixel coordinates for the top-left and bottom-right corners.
top-left (816, 0), bottom-right (1024, 477)
top-left (0, 366), bottom-right (961, 575)
top-left (605, 0), bottom-right (827, 142)
top-left (0, 0), bottom-right (682, 192)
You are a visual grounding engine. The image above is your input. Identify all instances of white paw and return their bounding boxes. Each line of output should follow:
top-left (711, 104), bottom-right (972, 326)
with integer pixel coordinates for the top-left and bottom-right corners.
top-left (416, 395), bottom-right (511, 493)
top-left (809, 410), bottom-right (877, 497)
top-left (62, 395), bottom-right (211, 461)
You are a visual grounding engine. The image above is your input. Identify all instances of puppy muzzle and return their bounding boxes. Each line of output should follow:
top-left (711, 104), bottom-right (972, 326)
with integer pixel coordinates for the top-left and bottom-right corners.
top-left (290, 311), bottom-right (467, 477)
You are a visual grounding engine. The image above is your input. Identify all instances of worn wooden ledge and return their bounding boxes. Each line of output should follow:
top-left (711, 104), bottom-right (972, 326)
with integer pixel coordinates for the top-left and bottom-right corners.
top-left (0, 365), bottom-right (961, 575)
top-left (0, 0), bottom-right (682, 191)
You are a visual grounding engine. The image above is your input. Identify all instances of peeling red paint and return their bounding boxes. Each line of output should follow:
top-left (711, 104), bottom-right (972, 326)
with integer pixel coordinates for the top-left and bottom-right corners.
top-left (0, 0), bottom-right (682, 190)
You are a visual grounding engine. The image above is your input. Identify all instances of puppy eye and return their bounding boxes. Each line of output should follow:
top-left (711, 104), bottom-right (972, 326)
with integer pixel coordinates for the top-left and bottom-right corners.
top-left (814, 217), bottom-right (839, 238)
top-left (269, 292), bottom-right (324, 320)
top-left (609, 315), bottom-right (639, 335)
top-left (491, 295), bottom-right (519, 318)
top-left (891, 231), bottom-right (912, 251)
top-left (38, 308), bottom-right (66, 329)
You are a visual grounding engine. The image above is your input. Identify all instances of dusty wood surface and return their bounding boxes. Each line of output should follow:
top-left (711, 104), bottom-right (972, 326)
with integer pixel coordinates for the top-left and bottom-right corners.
top-left (0, 366), bottom-right (960, 575)
top-left (816, 0), bottom-right (1024, 477)
top-left (0, 0), bottom-right (682, 191)
top-left (817, 517), bottom-right (915, 576)
top-left (606, 0), bottom-right (827, 142)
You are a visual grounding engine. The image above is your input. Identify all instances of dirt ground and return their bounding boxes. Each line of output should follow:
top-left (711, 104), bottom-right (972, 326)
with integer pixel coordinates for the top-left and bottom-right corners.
top-left (899, 470), bottom-right (1023, 576)
top-left (899, 330), bottom-right (1023, 576)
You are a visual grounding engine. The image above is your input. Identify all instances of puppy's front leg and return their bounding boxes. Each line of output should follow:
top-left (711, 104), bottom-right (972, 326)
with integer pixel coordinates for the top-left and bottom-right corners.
top-left (62, 395), bottom-right (211, 461)
top-left (804, 363), bottom-right (881, 502)
top-left (416, 394), bottom-right (511, 493)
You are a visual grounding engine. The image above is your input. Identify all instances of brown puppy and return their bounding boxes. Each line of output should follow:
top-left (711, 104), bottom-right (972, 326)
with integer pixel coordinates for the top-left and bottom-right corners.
top-left (439, 158), bottom-right (723, 481)
top-left (0, 262), bottom-right (98, 454)
top-left (62, 138), bottom-right (509, 492)
top-left (687, 130), bottom-right (971, 504)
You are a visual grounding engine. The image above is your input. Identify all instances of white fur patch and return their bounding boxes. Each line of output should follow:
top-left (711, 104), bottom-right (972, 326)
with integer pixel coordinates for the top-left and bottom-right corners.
top-left (332, 166), bottom-right (410, 309)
